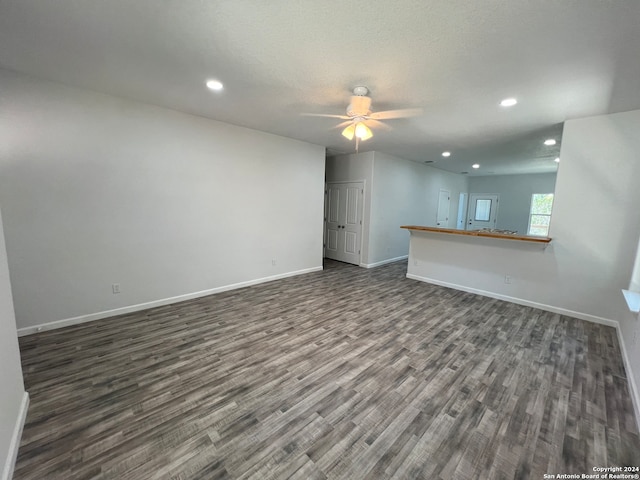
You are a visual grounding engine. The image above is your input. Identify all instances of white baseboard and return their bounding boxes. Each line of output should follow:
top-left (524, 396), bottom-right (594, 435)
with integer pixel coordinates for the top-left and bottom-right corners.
top-left (2, 392), bottom-right (29, 480)
top-left (18, 266), bottom-right (323, 336)
top-left (361, 255), bottom-right (408, 269)
top-left (406, 273), bottom-right (619, 328)
top-left (616, 325), bottom-right (640, 433)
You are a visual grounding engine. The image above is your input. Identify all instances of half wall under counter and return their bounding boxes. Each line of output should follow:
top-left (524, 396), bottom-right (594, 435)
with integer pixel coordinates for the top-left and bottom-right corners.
top-left (398, 225), bottom-right (593, 323)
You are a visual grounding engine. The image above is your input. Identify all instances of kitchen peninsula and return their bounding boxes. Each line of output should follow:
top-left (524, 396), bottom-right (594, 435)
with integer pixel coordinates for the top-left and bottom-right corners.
top-left (401, 225), bottom-right (553, 310)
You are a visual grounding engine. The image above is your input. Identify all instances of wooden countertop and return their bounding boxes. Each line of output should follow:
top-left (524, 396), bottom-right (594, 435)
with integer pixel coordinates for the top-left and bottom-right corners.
top-left (400, 225), bottom-right (552, 244)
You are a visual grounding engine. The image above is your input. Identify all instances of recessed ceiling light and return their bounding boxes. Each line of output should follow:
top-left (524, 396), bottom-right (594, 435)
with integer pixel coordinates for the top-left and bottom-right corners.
top-left (500, 98), bottom-right (518, 107)
top-left (554, 157), bottom-right (560, 163)
top-left (472, 163), bottom-right (480, 169)
top-left (206, 79), bottom-right (224, 91)
top-left (442, 151), bottom-right (451, 157)
top-left (544, 139), bottom-right (556, 146)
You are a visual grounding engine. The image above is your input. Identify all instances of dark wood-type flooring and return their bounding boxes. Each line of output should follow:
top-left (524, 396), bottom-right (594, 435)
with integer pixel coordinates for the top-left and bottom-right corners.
top-left (15, 260), bottom-right (640, 479)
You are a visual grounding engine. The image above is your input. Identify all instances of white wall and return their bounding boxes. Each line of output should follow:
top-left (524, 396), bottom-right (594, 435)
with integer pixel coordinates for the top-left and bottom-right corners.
top-left (407, 109), bottom-right (640, 421)
top-left (0, 207), bottom-right (27, 480)
top-left (369, 152), bottom-right (468, 266)
top-left (0, 69), bottom-right (326, 331)
top-left (468, 173), bottom-right (557, 234)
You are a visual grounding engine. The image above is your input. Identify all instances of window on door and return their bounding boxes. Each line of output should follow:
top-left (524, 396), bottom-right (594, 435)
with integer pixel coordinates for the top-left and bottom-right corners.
top-left (474, 199), bottom-right (492, 221)
top-left (527, 193), bottom-right (554, 236)
top-left (468, 194), bottom-right (499, 230)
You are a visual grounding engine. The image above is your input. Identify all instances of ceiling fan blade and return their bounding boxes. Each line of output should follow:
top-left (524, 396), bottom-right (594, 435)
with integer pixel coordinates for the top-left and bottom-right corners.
top-left (333, 120), bottom-right (354, 129)
top-left (370, 108), bottom-right (423, 120)
top-left (301, 113), bottom-right (351, 120)
top-left (366, 119), bottom-right (392, 131)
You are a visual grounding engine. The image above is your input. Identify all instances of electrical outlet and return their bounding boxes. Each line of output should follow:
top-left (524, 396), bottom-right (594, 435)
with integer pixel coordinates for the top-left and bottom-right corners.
top-left (112, 283), bottom-right (120, 294)
top-left (414, 260), bottom-right (418, 266)
top-left (272, 259), bottom-right (276, 266)
top-left (504, 275), bottom-right (512, 284)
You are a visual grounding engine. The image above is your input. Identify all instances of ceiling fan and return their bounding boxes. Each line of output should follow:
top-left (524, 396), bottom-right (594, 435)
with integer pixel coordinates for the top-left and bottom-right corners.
top-left (303, 86), bottom-right (422, 152)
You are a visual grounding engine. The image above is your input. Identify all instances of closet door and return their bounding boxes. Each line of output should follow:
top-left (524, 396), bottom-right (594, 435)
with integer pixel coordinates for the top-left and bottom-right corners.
top-left (325, 182), bottom-right (363, 265)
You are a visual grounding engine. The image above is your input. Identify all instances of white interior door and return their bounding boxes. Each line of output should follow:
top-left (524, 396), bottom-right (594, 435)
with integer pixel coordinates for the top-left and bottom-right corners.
top-left (325, 182), bottom-right (364, 265)
top-left (436, 189), bottom-right (450, 227)
top-left (468, 194), bottom-right (499, 230)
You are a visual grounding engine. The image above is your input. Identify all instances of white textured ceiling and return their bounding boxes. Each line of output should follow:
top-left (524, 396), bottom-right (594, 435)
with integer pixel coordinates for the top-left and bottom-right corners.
top-left (1, 0), bottom-right (639, 175)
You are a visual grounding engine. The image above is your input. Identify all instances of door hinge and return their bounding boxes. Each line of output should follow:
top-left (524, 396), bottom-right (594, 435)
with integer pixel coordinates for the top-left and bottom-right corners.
top-left (359, 250), bottom-right (361, 254)
top-left (361, 189), bottom-right (364, 194)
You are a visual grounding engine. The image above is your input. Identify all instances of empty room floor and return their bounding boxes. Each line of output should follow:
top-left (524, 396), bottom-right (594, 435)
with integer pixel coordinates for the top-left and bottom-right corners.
top-left (14, 260), bottom-right (640, 479)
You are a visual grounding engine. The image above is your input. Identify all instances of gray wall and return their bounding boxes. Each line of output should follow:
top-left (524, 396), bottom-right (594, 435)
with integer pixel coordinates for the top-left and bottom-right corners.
top-left (0, 207), bottom-right (26, 479)
top-left (468, 173), bottom-right (557, 234)
top-left (0, 68), bottom-right (326, 331)
top-left (370, 152), bottom-right (468, 265)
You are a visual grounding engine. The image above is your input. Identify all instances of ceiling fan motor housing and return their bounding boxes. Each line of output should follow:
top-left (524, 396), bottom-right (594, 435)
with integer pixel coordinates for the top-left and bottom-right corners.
top-left (347, 95), bottom-right (372, 117)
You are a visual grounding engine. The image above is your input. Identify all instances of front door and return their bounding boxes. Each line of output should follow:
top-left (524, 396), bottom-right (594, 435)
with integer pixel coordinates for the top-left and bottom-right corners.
top-left (325, 182), bottom-right (364, 265)
top-left (468, 194), bottom-right (499, 230)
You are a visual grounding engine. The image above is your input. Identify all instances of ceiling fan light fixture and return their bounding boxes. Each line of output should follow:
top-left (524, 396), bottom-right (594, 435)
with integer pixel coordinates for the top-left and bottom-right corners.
top-left (355, 122), bottom-right (373, 141)
top-left (442, 151), bottom-right (451, 157)
top-left (500, 98), bottom-right (517, 107)
top-left (544, 139), bottom-right (556, 146)
top-left (341, 124), bottom-right (355, 140)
